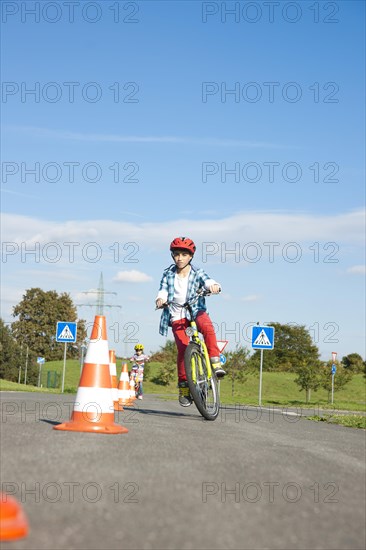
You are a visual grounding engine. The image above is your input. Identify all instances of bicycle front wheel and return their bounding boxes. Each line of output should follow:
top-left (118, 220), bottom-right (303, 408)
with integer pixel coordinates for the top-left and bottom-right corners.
top-left (184, 343), bottom-right (220, 421)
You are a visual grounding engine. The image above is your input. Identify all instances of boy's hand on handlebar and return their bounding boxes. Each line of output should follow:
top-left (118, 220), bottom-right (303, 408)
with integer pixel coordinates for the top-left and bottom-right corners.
top-left (209, 284), bottom-right (221, 294)
top-left (155, 298), bottom-right (166, 309)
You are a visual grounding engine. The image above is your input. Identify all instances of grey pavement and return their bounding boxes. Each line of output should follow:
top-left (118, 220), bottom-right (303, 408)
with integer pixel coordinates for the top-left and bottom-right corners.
top-left (0, 392), bottom-right (365, 550)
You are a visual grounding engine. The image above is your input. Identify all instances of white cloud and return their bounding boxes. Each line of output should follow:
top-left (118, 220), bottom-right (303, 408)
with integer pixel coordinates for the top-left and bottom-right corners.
top-left (241, 294), bottom-right (261, 302)
top-left (113, 270), bottom-right (153, 283)
top-left (7, 125), bottom-right (288, 149)
top-left (1, 209), bottom-right (365, 248)
top-left (346, 265), bottom-right (366, 275)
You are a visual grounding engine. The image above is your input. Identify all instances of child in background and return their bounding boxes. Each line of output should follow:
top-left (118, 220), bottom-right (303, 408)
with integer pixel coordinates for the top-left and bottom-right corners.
top-left (130, 343), bottom-right (150, 400)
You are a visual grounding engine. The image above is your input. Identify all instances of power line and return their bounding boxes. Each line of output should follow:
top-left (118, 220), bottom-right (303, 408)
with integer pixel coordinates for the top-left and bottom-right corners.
top-left (77, 272), bottom-right (122, 315)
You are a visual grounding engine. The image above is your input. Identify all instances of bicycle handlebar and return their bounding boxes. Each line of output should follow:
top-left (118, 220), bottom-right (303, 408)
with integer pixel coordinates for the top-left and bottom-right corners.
top-left (155, 288), bottom-right (220, 310)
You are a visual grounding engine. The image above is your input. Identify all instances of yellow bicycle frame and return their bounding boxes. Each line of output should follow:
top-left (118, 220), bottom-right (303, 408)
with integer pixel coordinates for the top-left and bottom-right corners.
top-left (189, 320), bottom-right (213, 383)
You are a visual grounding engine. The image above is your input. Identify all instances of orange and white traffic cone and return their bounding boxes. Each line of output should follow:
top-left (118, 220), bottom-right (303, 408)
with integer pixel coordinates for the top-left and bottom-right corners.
top-left (109, 349), bottom-right (119, 411)
top-left (116, 362), bottom-right (132, 409)
top-left (54, 315), bottom-right (128, 434)
top-left (0, 494), bottom-right (29, 541)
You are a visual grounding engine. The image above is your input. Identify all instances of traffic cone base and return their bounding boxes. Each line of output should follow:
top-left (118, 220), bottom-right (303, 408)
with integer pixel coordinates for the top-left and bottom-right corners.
top-left (54, 316), bottom-right (128, 434)
top-left (0, 494), bottom-right (29, 541)
top-left (55, 414), bottom-right (128, 434)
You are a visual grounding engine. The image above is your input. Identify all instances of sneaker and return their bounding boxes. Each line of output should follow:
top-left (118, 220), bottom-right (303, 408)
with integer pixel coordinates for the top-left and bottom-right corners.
top-left (178, 381), bottom-right (192, 407)
top-left (137, 395), bottom-right (143, 400)
top-left (213, 365), bottom-right (226, 378)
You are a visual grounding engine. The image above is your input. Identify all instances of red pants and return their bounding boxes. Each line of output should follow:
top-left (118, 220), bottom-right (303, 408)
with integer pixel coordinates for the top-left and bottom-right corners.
top-left (172, 311), bottom-right (220, 382)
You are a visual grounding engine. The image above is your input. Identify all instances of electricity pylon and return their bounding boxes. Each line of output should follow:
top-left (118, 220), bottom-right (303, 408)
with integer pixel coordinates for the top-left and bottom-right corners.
top-left (77, 272), bottom-right (122, 315)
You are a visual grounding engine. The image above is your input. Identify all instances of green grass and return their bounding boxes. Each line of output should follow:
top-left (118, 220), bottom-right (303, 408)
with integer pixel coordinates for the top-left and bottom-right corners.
top-left (308, 414), bottom-right (366, 429)
top-left (0, 359), bottom-right (81, 393)
top-left (0, 379), bottom-right (60, 393)
top-left (1, 361), bottom-right (365, 414)
top-left (219, 371), bottom-right (366, 411)
top-left (43, 359), bottom-right (81, 391)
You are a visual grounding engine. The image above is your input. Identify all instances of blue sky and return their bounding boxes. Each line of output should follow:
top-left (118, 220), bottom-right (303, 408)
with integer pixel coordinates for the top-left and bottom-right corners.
top-left (1, 0), bottom-right (365, 362)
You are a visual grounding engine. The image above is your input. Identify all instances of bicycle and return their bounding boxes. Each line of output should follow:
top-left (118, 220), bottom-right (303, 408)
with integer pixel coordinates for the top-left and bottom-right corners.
top-left (159, 289), bottom-right (220, 421)
top-left (131, 370), bottom-right (143, 399)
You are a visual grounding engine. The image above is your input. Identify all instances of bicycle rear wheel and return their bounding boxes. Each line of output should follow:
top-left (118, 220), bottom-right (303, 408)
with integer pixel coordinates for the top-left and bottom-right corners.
top-left (184, 343), bottom-right (220, 421)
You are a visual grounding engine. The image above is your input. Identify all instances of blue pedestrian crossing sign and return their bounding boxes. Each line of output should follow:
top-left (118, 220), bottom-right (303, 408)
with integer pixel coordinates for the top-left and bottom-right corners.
top-left (251, 326), bottom-right (275, 350)
top-left (56, 322), bottom-right (77, 343)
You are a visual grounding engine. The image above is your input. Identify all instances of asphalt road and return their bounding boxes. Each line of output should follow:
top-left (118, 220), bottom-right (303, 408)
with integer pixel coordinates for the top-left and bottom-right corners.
top-left (1, 392), bottom-right (365, 550)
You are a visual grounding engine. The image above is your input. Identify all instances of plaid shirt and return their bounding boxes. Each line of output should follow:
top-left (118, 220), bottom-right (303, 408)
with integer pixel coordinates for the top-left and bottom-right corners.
top-left (157, 263), bottom-right (215, 336)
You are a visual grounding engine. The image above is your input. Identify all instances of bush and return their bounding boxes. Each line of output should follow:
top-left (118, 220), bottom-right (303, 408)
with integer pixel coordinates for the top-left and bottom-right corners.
top-left (320, 361), bottom-right (353, 401)
top-left (152, 362), bottom-right (177, 386)
top-left (64, 387), bottom-right (77, 394)
top-left (149, 340), bottom-right (177, 364)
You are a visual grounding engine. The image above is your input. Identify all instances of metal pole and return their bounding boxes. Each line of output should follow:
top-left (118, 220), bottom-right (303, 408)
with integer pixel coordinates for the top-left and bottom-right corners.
top-left (80, 345), bottom-right (85, 375)
top-left (24, 345), bottom-right (29, 385)
top-left (18, 343), bottom-right (23, 384)
top-left (330, 354), bottom-right (337, 405)
top-left (61, 343), bottom-right (67, 393)
top-left (259, 349), bottom-right (264, 406)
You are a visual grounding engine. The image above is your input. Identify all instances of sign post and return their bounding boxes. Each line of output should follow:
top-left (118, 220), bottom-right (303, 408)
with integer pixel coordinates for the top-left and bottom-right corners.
top-left (331, 352), bottom-right (337, 405)
top-left (62, 343), bottom-right (67, 393)
top-left (80, 344), bottom-right (87, 375)
top-left (56, 322), bottom-right (77, 393)
top-left (257, 349), bottom-right (263, 405)
top-left (24, 345), bottom-right (29, 385)
top-left (251, 325), bottom-right (275, 406)
top-left (37, 357), bottom-right (45, 387)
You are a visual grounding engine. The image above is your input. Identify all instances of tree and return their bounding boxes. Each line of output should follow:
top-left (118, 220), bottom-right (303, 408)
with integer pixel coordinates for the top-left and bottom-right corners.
top-left (320, 361), bottom-right (353, 401)
top-left (12, 288), bottom-right (87, 361)
top-left (225, 346), bottom-right (252, 396)
top-left (149, 340), bottom-right (177, 364)
top-left (149, 340), bottom-right (178, 386)
top-left (341, 353), bottom-right (365, 373)
top-left (293, 359), bottom-right (322, 403)
top-left (249, 323), bottom-right (320, 372)
top-left (153, 362), bottom-right (177, 386)
top-left (0, 319), bottom-right (37, 384)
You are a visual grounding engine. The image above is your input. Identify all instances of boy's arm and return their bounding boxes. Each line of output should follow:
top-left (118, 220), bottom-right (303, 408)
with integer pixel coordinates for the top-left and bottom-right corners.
top-left (156, 271), bottom-right (169, 304)
top-left (204, 278), bottom-right (220, 291)
top-left (156, 289), bottom-right (168, 301)
top-left (198, 268), bottom-right (221, 293)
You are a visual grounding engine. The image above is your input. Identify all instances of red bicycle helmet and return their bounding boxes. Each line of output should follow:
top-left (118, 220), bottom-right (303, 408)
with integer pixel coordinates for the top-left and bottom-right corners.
top-left (170, 236), bottom-right (196, 254)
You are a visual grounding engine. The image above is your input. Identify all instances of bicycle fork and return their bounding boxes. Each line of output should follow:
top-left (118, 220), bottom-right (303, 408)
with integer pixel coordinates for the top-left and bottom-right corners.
top-left (191, 322), bottom-right (221, 400)
top-left (189, 321), bottom-right (214, 383)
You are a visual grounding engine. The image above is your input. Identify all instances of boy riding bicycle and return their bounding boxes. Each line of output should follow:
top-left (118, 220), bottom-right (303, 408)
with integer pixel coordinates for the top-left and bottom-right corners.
top-left (155, 236), bottom-right (226, 407)
top-left (130, 344), bottom-right (149, 400)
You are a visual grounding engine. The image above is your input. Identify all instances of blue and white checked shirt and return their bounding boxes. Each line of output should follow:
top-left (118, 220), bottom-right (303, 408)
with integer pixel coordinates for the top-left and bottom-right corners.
top-left (157, 263), bottom-right (218, 336)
